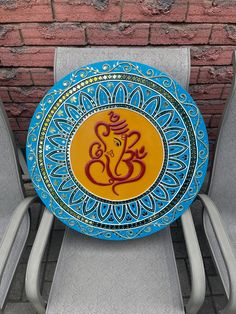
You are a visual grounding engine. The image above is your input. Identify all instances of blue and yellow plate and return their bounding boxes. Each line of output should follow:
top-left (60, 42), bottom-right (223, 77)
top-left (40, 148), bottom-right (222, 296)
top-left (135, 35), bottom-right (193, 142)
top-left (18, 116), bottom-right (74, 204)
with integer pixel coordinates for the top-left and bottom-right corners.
top-left (27, 60), bottom-right (208, 240)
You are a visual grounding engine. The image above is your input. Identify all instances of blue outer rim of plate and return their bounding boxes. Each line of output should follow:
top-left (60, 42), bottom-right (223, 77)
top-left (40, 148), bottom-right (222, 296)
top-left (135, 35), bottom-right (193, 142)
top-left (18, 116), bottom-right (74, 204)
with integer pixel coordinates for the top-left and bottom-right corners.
top-left (26, 60), bottom-right (209, 241)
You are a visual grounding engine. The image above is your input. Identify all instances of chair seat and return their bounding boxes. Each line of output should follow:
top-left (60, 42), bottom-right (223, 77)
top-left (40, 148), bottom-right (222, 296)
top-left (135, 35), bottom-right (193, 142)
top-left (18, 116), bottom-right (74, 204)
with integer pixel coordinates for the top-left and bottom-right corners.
top-left (46, 227), bottom-right (184, 314)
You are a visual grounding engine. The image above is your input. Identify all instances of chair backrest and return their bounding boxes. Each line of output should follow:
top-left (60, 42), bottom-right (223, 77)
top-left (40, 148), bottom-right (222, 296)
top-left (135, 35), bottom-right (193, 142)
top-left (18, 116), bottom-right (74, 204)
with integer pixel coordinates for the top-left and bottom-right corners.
top-left (54, 47), bottom-right (191, 233)
top-left (207, 51), bottom-right (236, 221)
top-left (0, 100), bottom-right (24, 239)
top-left (54, 47), bottom-right (190, 89)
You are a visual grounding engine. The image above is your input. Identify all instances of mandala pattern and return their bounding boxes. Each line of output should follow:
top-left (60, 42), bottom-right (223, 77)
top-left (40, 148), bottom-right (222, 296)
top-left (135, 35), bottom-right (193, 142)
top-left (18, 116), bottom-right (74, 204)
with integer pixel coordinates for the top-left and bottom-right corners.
top-left (27, 61), bottom-right (209, 240)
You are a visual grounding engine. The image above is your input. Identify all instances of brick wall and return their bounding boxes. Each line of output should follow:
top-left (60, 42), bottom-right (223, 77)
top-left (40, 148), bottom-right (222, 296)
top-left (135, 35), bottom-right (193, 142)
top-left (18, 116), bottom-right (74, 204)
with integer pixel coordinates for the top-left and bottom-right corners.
top-left (1, 0), bottom-right (236, 168)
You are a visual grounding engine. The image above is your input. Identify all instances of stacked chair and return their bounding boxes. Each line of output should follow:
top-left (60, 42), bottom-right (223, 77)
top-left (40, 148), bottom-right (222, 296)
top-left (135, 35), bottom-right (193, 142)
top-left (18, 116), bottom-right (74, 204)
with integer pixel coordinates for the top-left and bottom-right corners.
top-left (0, 100), bottom-right (39, 313)
top-left (198, 52), bottom-right (236, 314)
top-left (1, 47), bottom-right (236, 314)
top-left (25, 47), bottom-right (206, 314)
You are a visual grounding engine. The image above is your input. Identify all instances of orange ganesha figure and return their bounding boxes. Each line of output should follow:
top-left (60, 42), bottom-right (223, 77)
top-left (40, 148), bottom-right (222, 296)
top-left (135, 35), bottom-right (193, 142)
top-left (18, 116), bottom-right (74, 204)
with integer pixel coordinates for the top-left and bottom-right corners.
top-left (85, 111), bottom-right (148, 196)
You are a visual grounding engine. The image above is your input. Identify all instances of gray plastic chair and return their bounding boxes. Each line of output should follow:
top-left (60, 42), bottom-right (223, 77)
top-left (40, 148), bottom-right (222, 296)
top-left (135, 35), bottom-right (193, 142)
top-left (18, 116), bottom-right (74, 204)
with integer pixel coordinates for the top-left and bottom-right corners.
top-left (25, 47), bottom-right (206, 314)
top-left (0, 99), bottom-right (38, 313)
top-left (197, 51), bottom-right (236, 314)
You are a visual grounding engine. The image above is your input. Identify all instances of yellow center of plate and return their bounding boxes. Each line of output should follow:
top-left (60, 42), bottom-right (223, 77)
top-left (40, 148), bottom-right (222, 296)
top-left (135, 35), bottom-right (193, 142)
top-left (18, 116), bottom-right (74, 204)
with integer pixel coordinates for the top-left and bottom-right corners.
top-left (70, 108), bottom-right (164, 201)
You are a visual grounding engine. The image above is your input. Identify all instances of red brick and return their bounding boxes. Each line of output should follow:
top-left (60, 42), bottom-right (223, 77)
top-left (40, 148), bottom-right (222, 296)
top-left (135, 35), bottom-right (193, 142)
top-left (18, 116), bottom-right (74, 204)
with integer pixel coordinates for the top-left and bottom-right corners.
top-left (0, 68), bottom-right (32, 86)
top-left (210, 24), bottom-right (236, 45)
top-left (150, 24), bottom-right (211, 45)
top-left (122, 0), bottom-right (187, 22)
top-left (87, 23), bottom-right (149, 45)
top-left (210, 114), bottom-right (221, 128)
top-left (208, 128), bottom-right (218, 140)
top-left (190, 66), bottom-right (200, 84)
top-left (196, 100), bottom-right (226, 114)
top-left (0, 87), bottom-right (11, 102)
top-left (14, 131), bottom-right (27, 147)
top-left (4, 103), bottom-right (37, 117)
top-left (54, 0), bottom-right (121, 22)
top-left (191, 46), bottom-right (234, 66)
top-left (9, 87), bottom-right (49, 103)
top-left (221, 84), bottom-right (231, 99)
top-left (17, 117), bottom-right (30, 130)
top-left (202, 114), bottom-right (211, 127)
top-left (208, 145), bottom-right (215, 159)
top-left (209, 142), bottom-right (216, 152)
top-left (21, 23), bottom-right (86, 46)
top-left (189, 84), bottom-right (224, 100)
top-left (198, 66), bottom-right (233, 84)
top-left (8, 118), bottom-right (19, 131)
top-left (0, 47), bottom-right (54, 67)
top-left (209, 149), bottom-right (215, 164)
top-left (187, 0), bottom-right (236, 23)
top-left (4, 103), bottom-right (22, 117)
top-left (208, 150), bottom-right (215, 166)
top-left (30, 68), bottom-right (54, 86)
top-left (0, 25), bottom-right (22, 46)
top-left (0, 0), bottom-right (53, 23)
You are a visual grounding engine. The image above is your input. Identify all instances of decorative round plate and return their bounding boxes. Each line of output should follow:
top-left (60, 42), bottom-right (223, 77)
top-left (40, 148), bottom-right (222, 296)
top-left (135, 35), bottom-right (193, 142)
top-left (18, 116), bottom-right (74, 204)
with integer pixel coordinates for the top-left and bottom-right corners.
top-left (27, 60), bottom-right (208, 240)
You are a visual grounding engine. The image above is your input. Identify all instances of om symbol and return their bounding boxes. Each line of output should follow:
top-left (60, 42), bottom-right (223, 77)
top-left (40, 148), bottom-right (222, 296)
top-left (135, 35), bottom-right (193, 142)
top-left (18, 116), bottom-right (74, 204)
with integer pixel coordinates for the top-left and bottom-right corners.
top-left (85, 111), bottom-right (147, 196)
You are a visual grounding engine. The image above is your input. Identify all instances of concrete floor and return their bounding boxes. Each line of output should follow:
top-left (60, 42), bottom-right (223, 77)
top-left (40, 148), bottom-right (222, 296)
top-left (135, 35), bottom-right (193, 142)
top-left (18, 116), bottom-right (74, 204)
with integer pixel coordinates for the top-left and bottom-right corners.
top-left (2, 173), bottom-right (228, 314)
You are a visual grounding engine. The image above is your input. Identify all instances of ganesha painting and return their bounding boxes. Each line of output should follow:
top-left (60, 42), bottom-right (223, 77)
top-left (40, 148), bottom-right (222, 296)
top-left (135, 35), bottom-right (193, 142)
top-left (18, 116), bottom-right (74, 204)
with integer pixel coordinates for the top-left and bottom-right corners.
top-left (27, 60), bottom-right (209, 239)
top-left (70, 108), bottom-right (164, 201)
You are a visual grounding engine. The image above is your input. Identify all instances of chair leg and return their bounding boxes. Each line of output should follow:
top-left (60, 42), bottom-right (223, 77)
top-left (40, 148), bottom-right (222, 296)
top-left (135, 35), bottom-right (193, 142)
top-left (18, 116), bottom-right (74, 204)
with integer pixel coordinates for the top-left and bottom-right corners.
top-left (25, 208), bottom-right (54, 314)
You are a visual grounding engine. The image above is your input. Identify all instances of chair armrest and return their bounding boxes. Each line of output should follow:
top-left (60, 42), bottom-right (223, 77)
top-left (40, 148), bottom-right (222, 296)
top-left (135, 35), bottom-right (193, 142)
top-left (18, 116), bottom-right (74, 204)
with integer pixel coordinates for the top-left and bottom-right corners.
top-left (0, 195), bottom-right (39, 283)
top-left (25, 208), bottom-right (54, 314)
top-left (198, 193), bottom-right (236, 314)
top-left (180, 209), bottom-right (206, 314)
